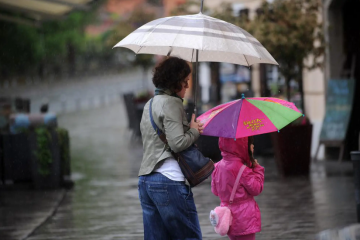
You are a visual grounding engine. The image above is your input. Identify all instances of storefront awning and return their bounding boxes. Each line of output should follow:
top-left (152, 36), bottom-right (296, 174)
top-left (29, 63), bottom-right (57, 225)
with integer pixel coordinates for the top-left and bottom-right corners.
top-left (0, 0), bottom-right (95, 26)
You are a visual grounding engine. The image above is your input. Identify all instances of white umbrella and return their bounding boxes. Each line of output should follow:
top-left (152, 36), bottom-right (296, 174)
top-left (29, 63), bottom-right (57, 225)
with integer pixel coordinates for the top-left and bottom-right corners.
top-left (113, 0), bottom-right (278, 114)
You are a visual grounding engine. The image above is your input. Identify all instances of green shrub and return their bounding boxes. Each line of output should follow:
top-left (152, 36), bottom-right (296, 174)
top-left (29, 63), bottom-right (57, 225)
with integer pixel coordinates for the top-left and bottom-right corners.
top-left (56, 128), bottom-right (70, 175)
top-left (33, 127), bottom-right (53, 176)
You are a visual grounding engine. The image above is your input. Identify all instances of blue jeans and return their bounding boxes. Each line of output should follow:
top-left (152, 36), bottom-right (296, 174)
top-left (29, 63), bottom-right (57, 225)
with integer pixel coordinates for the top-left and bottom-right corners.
top-left (138, 172), bottom-right (202, 240)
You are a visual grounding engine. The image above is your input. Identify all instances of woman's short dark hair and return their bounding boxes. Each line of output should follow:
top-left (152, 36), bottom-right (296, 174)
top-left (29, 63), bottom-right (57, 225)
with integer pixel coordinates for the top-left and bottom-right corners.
top-left (152, 57), bottom-right (191, 93)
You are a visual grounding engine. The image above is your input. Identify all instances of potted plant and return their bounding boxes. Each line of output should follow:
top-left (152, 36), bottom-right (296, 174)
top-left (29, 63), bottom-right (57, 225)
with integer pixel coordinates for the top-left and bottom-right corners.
top-left (270, 116), bottom-right (313, 177)
top-left (56, 127), bottom-right (73, 189)
top-left (30, 127), bottom-right (62, 189)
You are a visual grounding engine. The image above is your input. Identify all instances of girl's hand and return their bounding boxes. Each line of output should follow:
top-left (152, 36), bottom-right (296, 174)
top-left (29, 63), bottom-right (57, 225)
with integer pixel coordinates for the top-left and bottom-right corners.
top-left (190, 114), bottom-right (204, 134)
top-left (253, 159), bottom-right (259, 167)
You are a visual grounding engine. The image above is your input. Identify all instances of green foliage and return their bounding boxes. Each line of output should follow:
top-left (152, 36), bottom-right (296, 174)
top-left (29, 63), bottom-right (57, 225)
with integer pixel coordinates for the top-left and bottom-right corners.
top-left (212, 3), bottom-right (239, 25)
top-left (42, 12), bottom-right (94, 56)
top-left (0, 22), bottom-right (42, 75)
top-left (0, 10), bottom-right (96, 77)
top-left (56, 128), bottom-right (70, 174)
top-left (249, 0), bottom-right (323, 78)
top-left (247, 0), bottom-right (324, 111)
top-left (212, 0), bottom-right (324, 110)
top-left (170, 0), bottom-right (208, 15)
top-left (108, 8), bottom-right (156, 69)
top-left (33, 127), bottom-right (53, 176)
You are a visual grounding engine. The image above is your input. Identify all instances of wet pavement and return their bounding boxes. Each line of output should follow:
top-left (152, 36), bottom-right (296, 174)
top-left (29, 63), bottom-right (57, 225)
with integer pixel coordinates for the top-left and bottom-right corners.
top-left (0, 71), bottom-right (357, 240)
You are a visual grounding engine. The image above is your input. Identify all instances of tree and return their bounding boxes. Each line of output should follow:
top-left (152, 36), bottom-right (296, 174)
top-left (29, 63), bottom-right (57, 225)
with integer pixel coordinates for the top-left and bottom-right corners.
top-left (247, 0), bottom-right (324, 113)
top-left (170, 0), bottom-right (208, 15)
top-left (0, 10), bottom-right (96, 80)
top-left (40, 12), bottom-right (94, 77)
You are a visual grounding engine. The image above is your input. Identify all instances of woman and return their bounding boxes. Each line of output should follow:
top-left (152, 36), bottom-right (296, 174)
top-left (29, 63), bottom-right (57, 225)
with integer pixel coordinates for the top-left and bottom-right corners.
top-left (138, 57), bottom-right (204, 240)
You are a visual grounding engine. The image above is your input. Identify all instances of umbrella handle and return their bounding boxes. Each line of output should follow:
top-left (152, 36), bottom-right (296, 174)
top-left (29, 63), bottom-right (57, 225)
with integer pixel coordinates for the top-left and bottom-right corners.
top-left (193, 49), bottom-right (199, 119)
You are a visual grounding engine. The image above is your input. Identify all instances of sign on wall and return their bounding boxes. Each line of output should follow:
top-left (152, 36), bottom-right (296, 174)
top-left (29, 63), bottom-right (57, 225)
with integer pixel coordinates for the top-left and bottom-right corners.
top-left (320, 79), bottom-right (355, 141)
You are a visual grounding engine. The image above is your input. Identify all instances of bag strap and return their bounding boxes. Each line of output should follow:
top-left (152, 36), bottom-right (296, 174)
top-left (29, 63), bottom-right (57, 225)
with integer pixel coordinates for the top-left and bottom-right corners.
top-left (229, 165), bottom-right (246, 204)
top-left (149, 98), bottom-right (168, 144)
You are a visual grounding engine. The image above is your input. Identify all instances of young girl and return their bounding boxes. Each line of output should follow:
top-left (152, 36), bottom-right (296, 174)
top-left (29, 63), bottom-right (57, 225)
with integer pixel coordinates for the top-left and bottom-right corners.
top-left (211, 136), bottom-right (265, 240)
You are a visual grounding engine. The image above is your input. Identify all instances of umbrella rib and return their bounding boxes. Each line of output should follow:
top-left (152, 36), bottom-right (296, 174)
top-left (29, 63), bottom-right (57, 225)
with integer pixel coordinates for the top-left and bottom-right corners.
top-left (221, 22), bottom-right (249, 64)
top-left (136, 46), bottom-right (143, 54)
top-left (223, 22), bottom-right (262, 62)
top-left (244, 55), bottom-right (250, 67)
top-left (237, 26), bottom-right (262, 60)
top-left (234, 100), bottom-right (243, 138)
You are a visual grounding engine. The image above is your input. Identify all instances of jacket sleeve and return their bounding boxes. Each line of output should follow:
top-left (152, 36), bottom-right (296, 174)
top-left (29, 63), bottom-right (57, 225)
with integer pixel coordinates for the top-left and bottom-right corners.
top-left (242, 165), bottom-right (264, 196)
top-left (163, 99), bottom-right (200, 153)
top-left (211, 163), bottom-right (219, 196)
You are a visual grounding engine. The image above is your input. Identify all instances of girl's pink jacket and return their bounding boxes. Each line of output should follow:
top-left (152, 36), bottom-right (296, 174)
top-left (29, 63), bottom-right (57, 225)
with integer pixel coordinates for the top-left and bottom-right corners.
top-left (211, 137), bottom-right (265, 236)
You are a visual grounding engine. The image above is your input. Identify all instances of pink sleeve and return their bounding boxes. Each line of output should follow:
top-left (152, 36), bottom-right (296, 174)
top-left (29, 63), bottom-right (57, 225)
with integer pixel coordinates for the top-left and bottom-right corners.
top-left (242, 165), bottom-right (264, 196)
top-left (211, 163), bottom-right (219, 196)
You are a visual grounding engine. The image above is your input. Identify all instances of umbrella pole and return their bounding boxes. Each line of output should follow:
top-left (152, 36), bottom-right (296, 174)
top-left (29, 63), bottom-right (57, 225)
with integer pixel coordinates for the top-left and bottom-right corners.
top-left (193, 0), bottom-right (203, 118)
top-left (194, 49), bottom-right (199, 117)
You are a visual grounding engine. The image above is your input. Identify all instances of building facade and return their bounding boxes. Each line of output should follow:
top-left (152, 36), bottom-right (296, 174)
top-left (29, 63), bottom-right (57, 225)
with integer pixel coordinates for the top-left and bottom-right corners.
top-left (322, 0), bottom-right (360, 158)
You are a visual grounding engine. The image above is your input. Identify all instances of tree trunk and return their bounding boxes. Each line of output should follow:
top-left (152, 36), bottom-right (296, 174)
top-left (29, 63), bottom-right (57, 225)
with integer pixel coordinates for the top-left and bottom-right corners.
top-left (38, 61), bottom-right (45, 80)
top-left (297, 63), bottom-right (305, 115)
top-left (260, 64), bottom-right (270, 97)
top-left (286, 77), bottom-right (291, 101)
top-left (67, 43), bottom-right (75, 77)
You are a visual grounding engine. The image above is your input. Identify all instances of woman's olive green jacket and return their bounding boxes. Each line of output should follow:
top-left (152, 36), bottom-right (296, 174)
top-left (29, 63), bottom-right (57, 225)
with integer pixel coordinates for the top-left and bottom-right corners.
top-left (138, 90), bottom-right (200, 176)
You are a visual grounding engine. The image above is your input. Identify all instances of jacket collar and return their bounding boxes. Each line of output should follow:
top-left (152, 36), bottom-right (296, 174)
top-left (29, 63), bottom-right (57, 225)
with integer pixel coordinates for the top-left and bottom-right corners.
top-left (155, 88), bottom-right (183, 102)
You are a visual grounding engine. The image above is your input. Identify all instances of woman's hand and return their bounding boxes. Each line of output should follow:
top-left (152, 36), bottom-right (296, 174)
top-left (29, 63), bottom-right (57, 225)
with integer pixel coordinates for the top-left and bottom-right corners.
top-left (253, 159), bottom-right (259, 167)
top-left (190, 114), bottom-right (204, 134)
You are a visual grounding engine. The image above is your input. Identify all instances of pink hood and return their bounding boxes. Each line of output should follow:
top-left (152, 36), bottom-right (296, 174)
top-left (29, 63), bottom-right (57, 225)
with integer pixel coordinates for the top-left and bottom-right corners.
top-left (219, 137), bottom-right (252, 167)
top-left (211, 137), bottom-right (264, 236)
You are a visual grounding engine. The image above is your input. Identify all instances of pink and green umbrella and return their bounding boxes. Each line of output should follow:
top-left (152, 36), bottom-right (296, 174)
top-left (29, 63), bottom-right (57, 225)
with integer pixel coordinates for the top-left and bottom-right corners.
top-left (197, 96), bottom-right (303, 139)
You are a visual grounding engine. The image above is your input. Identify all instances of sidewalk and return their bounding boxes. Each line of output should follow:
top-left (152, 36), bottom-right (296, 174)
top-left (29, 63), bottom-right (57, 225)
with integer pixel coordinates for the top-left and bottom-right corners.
top-left (0, 100), bottom-right (356, 240)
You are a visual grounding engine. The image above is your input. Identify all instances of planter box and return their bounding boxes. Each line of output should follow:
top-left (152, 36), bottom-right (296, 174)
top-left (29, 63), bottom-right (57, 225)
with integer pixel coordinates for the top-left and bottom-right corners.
top-left (1, 133), bottom-right (32, 183)
top-left (29, 128), bottom-right (61, 189)
top-left (57, 128), bottom-right (73, 189)
top-left (271, 124), bottom-right (313, 177)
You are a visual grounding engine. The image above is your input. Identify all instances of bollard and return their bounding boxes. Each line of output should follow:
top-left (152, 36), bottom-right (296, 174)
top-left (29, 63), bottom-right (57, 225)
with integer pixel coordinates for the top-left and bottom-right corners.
top-left (351, 151), bottom-right (360, 222)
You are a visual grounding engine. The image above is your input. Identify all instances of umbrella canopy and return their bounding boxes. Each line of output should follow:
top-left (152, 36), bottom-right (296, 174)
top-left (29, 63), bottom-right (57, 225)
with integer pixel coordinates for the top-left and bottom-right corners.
top-left (113, 13), bottom-right (278, 66)
top-left (197, 96), bottom-right (303, 139)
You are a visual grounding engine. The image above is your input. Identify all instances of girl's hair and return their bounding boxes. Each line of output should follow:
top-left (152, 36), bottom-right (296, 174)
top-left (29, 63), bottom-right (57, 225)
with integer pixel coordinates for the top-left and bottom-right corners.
top-left (248, 136), bottom-right (255, 168)
top-left (152, 57), bottom-right (191, 93)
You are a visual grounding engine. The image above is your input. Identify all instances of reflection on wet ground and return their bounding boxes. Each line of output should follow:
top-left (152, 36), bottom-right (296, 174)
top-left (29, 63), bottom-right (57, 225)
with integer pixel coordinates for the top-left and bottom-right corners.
top-left (0, 101), bottom-right (356, 240)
